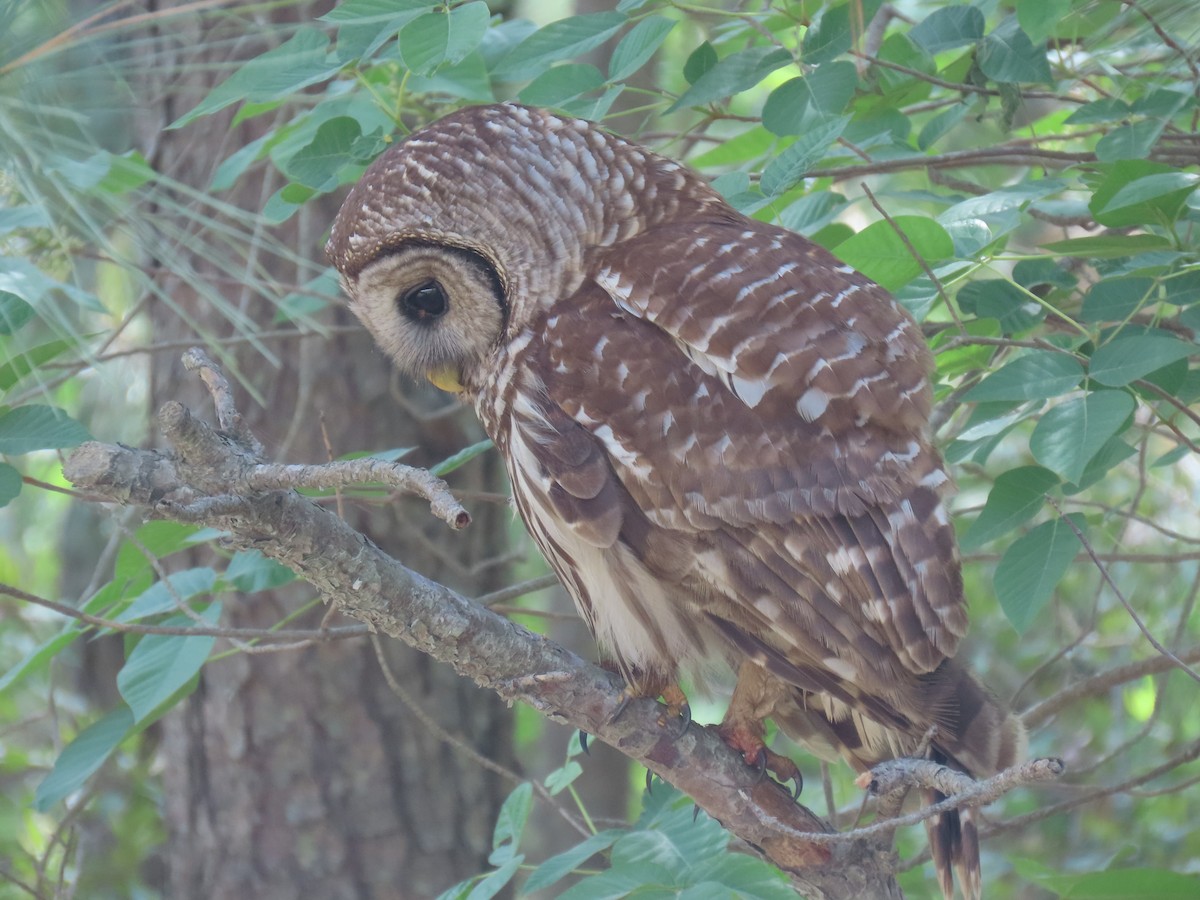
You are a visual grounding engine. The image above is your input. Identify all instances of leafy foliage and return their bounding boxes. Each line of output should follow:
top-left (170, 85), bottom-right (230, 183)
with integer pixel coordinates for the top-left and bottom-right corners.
top-left (2, 0), bottom-right (1199, 896)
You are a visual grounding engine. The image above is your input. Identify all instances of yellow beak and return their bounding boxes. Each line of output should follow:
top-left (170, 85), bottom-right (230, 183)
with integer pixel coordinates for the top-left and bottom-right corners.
top-left (427, 366), bottom-right (465, 393)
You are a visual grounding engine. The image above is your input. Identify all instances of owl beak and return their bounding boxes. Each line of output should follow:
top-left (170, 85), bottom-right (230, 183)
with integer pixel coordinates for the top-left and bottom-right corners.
top-left (427, 366), bottom-right (465, 393)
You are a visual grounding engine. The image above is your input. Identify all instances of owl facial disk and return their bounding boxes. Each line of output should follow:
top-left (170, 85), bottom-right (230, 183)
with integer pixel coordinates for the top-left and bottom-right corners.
top-left (348, 242), bottom-right (506, 392)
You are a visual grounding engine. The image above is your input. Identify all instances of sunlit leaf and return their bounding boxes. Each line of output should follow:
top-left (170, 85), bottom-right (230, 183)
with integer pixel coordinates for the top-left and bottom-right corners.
top-left (832, 216), bottom-right (953, 291)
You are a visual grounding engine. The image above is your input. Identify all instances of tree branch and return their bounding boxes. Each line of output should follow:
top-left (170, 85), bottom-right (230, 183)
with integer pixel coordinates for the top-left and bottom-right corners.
top-left (61, 349), bottom-right (900, 900)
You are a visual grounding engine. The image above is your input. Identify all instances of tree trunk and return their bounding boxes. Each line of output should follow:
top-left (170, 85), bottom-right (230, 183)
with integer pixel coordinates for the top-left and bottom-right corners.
top-left (138, 6), bottom-right (518, 897)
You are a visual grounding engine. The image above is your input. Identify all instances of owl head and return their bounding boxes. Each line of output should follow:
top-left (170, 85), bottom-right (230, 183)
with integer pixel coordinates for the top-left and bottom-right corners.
top-left (326, 103), bottom-right (723, 392)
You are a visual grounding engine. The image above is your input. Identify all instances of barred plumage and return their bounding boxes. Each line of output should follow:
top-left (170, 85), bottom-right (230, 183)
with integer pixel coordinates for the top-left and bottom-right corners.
top-left (328, 103), bottom-right (1025, 899)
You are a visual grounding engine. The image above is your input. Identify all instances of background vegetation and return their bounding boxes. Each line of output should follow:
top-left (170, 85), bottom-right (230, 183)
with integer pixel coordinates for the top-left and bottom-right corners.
top-left (1, 0), bottom-right (1198, 897)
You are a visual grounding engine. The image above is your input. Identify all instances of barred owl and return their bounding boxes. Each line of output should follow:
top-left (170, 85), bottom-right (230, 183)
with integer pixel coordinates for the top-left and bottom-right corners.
top-left (327, 103), bottom-right (1025, 899)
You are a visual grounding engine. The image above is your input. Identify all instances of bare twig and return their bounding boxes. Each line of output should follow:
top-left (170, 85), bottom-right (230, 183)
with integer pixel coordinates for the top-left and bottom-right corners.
top-left (1047, 498), bottom-right (1200, 686)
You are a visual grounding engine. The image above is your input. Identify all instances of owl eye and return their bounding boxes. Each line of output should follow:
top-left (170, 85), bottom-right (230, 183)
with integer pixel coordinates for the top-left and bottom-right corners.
top-left (399, 280), bottom-right (448, 321)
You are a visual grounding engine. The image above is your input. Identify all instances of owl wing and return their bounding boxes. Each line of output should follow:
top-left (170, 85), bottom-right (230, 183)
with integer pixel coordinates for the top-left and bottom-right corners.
top-left (535, 218), bottom-right (967, 678)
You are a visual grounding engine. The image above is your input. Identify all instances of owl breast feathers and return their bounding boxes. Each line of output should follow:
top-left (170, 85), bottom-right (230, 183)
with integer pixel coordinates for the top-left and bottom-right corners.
top-left (328, 102), bottom-right (1025, 899)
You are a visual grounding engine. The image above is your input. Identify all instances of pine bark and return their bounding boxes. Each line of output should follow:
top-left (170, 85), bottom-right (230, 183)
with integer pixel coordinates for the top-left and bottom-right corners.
top-left (137, 6), bottom-right (517, 896)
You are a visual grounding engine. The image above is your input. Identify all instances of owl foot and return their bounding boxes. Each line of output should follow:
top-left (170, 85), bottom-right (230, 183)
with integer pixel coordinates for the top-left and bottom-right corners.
top-left (658, 683), bottom-right (692, 738)
top-left (608, 682), bottom-right (691, 739)
top-left (718, 722), bottom-right (803, 800)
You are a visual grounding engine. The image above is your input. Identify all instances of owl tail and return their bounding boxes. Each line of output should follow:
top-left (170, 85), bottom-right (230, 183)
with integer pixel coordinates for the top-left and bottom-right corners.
top-left (922, 662), bottom-right (1026, 900)
top-left (924, 766), bottom-right (981, 900)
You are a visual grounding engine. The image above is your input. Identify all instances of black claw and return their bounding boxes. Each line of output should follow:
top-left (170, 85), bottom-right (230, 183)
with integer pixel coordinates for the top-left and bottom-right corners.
top-left (752, 748), bottom-right (768, 784)
top-left (692, 804), bottom-right (701, 823)
top-left (608, 693), bottom-right (632, 725)
top-left (579, 730), bottom-right (590, 755)
top-left (645, 768), bottom-right (655, 794)
top-left (789, 772), bottom-right (804, 801)
top-left (674, 702), bottom-right (692, 739)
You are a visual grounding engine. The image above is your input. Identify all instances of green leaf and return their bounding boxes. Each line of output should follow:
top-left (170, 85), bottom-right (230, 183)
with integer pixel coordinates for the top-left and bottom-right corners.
top-left (489, 782), bottom-right (532, 865)
top-left (608, 15), bottom-right (675, 82)
top-left (544, 760), bottom-right (583, 795)
top-left (0, 462), bottom-right (20, 506)
top-left (398, 3), bottom-right (489, 76)
top-left (465, 855), bottom-right (523, 900)
top-left (682, 41), bottom-right (717, 84)
top-left (917, 101), bottom-right (970, 150)
top-left (0, 405), bottom-right (90, 454)
top-left (322, 0), bottom-right (435, 24)
top-left (962, 466), bottom-right (1060, 550)
top-left (909, 6), bottom-right (985, 54)
top-left (1094, 172), bottom-right (1199, 226)
top-left (493, 12), bottom-right (627, 81)
top-left (1080, 275), bottom-right (1153, 323)
top-left (523, 830), bottom-right (623, 894)
top-left (832, 216), bottom-right (954, 292)
top-left (1016, 0), bottom-right (1072, 42)
top-left (519, 64), bottom-right (604, 107)
top-left (686, 856), bottom-right (796, 897)
top-left (1030, 392), bottom-right (1135, 483)
top-left (115, 568), bottom-right (218, 623)
top-left (1040, 234), bottom-right (1172, 259)
top-left (283, 116), bottom-right (363, 190)
top-left (668, 45), bottom-right (791, 112)
top-left (407, 50), bottom-right (494, 102)
top-left (173, 28), bottom-right (342, 127)
top-left (690, 125), bottom-right (774, 168)
top-left (0, 338), bottom-right (75, 393)
top-left (965, 352), bottom-right (1083, 402)
top-left (1164, 270), bottom-right (1200, 306)
top-left (210, 133), bottom-right (271, 192)
top-left (762, 61), bottom-right (858, 135)
top-left (1089, 333), bottom-right (1197, 387)
top-left (0, 292), bottom-right (36, 334)
top-left (802, 0), bottom-right (884, 66)
top-left (225, 550), bottom-right (297, 593)
top-left (34, 706), bottom-right (135, 811)
top-left (1096, 120), bottom-right (1166, 163)
top-left (995, 514), bottom-right (1085, 632)
top-left (1064, 98), bottom-right (1131, 125)
top-left (116, 605), bottom-right (221, 724)
top-left (1022, 866), bottom-right (1200, 898)
top-left (95, 151), bottom-right (156, 194)
top-left (1013, 258), bottom-right (1077, 292)
top-left (430, 438), bottom-right (493, 476)
top-left (779, 190), bottom-right (848, 234)
top-left (977, 16), bottom-right (1052, 84)
top-left (759, 115), bottom-right (850, 196)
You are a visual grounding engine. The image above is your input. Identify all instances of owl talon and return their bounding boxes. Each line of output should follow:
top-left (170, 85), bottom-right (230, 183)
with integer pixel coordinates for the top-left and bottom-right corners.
top-left (645, 769), bottom-right (655, 794)
top-left (579, 730), bottom-right (590, 755)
